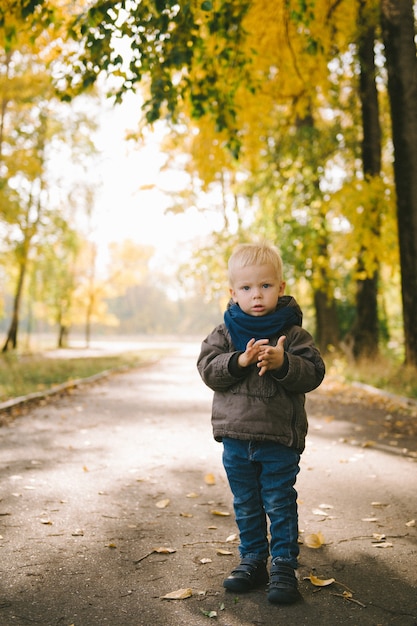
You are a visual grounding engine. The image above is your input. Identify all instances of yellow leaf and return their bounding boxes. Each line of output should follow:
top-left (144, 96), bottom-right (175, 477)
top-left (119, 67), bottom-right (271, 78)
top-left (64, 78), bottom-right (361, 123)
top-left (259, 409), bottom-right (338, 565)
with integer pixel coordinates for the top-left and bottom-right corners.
top-left (40, 519), bottom-right (53, 525)
top-left (204, 473), bottom-right (216, 485)
top-left (304, 532), bottom-right (325, 548)
top-left (211, 510), bottom-right (230, 516)
top-left (180, 512), bottom-right (193, 518)
top-left (161, 588), bottom-right (192, 600)
top-left (216, 549), bottom-right (233, 555)
top-left (107, 543), bottom-right (117, 548)
top-left (371, 502), bottom-right (388, 508)
top-left (186, 492), bottom-right (199, 498)
top-left (226, 533), bottom-right (238, 542)
top-left (406, 519), bottom-right (415, 527)
top-left (304, 574), bottom-right (335, 587)
top-left (156, 499), bottom-right (170, 509)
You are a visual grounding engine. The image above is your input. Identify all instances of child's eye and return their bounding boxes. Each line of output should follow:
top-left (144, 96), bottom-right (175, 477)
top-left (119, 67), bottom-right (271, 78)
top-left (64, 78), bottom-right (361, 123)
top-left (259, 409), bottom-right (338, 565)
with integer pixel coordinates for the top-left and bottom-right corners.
top-left (242, 286), bottom-right (250, 291)
top-left (262, 284), bottom-right (271, 289)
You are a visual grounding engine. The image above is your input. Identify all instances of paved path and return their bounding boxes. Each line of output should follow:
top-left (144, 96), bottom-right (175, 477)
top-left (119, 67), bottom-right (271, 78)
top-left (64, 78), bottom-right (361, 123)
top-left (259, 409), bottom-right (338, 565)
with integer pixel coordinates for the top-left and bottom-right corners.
top-left (0, 342), bottom-right (416, 625)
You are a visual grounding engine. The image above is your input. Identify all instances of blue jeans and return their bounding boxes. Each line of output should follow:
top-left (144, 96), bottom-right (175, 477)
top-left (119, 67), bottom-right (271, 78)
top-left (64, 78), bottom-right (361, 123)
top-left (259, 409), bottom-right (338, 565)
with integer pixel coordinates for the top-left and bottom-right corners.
top-left (222, 438), bottom-right (300, 569)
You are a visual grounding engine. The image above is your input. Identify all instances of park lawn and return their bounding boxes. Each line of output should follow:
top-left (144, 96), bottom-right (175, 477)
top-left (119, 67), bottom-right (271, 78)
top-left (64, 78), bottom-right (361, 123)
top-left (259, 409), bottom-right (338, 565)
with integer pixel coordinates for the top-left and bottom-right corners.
top-left (0, 350), bottom-right (156, 403)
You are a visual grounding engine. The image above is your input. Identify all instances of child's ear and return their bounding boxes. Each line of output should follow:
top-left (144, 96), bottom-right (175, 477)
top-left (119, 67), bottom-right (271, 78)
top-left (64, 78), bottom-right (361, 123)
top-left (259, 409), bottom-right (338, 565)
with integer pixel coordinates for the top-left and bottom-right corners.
top-left (279, 281), bottom-right (286, 296)
top-left (229, 287), bottom-right (238, 302)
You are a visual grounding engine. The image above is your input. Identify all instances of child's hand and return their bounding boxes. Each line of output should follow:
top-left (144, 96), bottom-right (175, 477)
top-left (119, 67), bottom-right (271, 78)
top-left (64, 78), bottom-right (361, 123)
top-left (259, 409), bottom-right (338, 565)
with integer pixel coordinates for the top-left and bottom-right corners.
top-left (238, 338), bottom-right (269, 368)
top-left (257, 335), bottom-right (286, 376)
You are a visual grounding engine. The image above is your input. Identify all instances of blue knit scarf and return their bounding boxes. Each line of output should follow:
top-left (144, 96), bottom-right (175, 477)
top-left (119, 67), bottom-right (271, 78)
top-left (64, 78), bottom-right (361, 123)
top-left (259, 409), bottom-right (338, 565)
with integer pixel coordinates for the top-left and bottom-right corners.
top-left (224, 299), bottom-right (301, 351)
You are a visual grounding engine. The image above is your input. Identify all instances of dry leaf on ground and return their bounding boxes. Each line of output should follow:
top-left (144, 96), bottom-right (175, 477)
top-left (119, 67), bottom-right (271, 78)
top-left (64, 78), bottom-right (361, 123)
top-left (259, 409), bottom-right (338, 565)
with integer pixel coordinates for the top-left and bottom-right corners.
top-left (312, 508), bottom-right (329, 516)
top-left (211, 510), bottom-right (230, 516)
top-left (204, 473), bottom-right (216, 485)
top-left (161, 588), bottom-right (192, 600)
top-left (153, 547), bottom-right (176, 554)
top-left (304, 574), bottom-right (335, 587)
top-left (156, 498), bottom-right (170, 509)
top-left (304, 532), bottom-right (325, 548)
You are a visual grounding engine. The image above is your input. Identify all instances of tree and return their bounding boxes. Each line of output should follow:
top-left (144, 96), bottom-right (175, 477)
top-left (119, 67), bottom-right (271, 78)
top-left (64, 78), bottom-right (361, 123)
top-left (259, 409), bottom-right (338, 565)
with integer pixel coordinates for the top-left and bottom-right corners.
top-left (380, 0), bottom-right (417, 366)
top-left (1, 108), bottom-right (49, 352)
top-left (348, 0), bottom-right (382, 360)
top-left (1, 0), bottom-right (104, 351)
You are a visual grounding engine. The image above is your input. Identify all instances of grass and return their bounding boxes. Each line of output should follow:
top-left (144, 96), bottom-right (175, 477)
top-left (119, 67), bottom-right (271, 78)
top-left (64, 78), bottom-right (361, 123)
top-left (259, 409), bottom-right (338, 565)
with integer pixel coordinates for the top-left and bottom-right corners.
top-left (0, 350), bottom-right (158, 404)
top-left (326, 353), bottom-right (417, 400)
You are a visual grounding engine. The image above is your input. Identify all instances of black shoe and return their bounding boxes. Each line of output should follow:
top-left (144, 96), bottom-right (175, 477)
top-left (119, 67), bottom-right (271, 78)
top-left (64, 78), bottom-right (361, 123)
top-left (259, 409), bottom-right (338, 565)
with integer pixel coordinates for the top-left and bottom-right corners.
top-left (223, 557), bottom-right (268, 592)
top-left (267, 562), bottom-right (300, 604)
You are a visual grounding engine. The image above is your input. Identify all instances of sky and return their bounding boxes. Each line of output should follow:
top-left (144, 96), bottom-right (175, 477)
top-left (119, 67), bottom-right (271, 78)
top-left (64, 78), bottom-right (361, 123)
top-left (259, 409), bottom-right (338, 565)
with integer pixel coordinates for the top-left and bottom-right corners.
top-left (90, 92), bottom-right (218, 271)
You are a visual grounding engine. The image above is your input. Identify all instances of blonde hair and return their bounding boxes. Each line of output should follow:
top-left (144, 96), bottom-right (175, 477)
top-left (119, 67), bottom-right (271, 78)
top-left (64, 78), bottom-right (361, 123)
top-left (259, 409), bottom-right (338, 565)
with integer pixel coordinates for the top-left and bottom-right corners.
top-left (228, 242), bottom-right (284, 285)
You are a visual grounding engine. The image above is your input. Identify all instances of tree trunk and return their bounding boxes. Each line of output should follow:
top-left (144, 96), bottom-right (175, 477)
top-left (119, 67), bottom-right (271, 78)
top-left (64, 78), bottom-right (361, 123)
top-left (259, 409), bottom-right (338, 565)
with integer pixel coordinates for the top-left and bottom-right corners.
top-left (2, 261), bottom-right (27, 352)
top-left (314, 289), bottom-right (340, 354)
top-left (350, 8), bottom-right (381, 360)
top-left (58, 324), bottom-right (69, 349)
top-left (380, 0), bottom-right (417, 365)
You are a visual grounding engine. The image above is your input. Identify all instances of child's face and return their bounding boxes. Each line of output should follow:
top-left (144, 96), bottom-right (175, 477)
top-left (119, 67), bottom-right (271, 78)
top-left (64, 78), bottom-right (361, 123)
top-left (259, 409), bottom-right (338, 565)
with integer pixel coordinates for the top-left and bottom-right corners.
top-left (229, 263), bottom-right (286, 316)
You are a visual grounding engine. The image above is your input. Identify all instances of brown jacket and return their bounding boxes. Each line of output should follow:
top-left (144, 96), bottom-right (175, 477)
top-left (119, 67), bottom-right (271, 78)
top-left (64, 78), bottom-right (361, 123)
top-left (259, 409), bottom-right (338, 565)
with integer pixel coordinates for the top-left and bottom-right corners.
top-left (197, 299), bottom-right (325, 453)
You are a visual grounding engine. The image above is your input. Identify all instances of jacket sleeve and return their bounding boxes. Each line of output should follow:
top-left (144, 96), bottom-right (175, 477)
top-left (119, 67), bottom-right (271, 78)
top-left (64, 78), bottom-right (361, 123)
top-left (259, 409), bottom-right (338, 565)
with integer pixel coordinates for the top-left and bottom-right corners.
top-left (197, 324), bottom-right (248, 392)
top-left (271, 326), bottom-right (325, 393)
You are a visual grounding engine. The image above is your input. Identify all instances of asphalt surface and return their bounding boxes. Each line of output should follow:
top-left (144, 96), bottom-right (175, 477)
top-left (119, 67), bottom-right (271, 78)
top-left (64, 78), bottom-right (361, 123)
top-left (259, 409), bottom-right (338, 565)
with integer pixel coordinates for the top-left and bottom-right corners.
top-left (0, 341), bottom-right (416, 626)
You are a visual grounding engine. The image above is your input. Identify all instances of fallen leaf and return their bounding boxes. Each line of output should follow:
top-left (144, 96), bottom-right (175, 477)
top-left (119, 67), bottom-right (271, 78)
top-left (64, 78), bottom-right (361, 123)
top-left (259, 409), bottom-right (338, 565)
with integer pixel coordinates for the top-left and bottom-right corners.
top-left (406, 519), bottom-right (415, 527)
top-left (304, 532), bottom-right (326, 548)
top-left (72, 529), bottom-right (84, 536)
top-left (161, 588), bottom-right (192, 600)
top-left (372, 533), bottom-right (386, 541)
top-left (107, 543), bottom-right (117, 548)
top-left (40, 519), bottom-right (53, 525)
top-left (318, 503), bottom-right (334, 510)
top-left (211, 510), bottom-right (230, 517)
top-left (373, 542), bottom-right (393, 548)
top-left (371, 502), bottom-right (388, 508)
top-left (200, 558), bottom-right (212, 564)
top-left (201, 609), bottom-right (217, 618)
top-left (216, 549), bottom-right (233, 555)
top-left (226, 533), bottom-right (238, 542)
top-left (180, 512), bottom-right (193, 518)
top-left (153, 547), bottom-right (176, 554)
top-left (304, 574), bottom-right (335, 587)
top-left (312, 508), bottom-right (329, 516)
top-left (156, 499), bottom-right (170, 509)
top-left (361, 517), bottom-right (378, 522)
top-left (204, 473), bottom-right (216, 485)
top-left (186, 492), bottom-right (199, 498)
